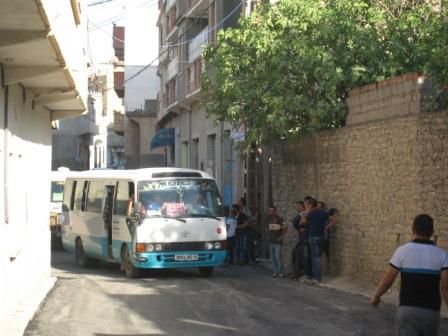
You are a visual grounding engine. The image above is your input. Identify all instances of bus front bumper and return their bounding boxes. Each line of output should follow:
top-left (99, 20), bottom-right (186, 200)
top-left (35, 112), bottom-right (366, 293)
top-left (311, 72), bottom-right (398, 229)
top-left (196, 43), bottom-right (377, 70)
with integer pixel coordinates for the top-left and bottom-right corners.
top-left (131, 250), bottom-right (227, 269)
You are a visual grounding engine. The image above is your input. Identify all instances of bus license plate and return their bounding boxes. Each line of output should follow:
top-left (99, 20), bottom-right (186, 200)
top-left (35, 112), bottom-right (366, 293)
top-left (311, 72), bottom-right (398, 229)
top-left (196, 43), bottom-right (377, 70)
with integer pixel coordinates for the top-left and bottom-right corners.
top-left (175, 254), bottom-right (198, 261)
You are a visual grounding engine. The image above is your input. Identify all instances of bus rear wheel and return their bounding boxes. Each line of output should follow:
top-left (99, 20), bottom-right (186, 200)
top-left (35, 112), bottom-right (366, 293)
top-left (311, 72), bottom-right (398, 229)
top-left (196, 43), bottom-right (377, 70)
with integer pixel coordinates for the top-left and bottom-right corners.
top-left (75, 238), bottom-right (95, 268)
top-left (122, 246), bottom-right (140, 279)
top-left (198, 267), bottom-right (213, 277)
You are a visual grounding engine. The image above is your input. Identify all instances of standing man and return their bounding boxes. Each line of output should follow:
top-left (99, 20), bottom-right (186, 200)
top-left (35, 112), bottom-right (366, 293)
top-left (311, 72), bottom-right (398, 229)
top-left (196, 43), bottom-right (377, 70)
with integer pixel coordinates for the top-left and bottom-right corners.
top-left (291, 201), bottom-right (305, 279)
top-left (240, 197), bottom-right (257, 264)
top-left (370, 214), bottom-right (448, 335)
top-left (225, 205), bottom-right (238, 265)
top-left (300, 198), bottom-right (329, 284)
top-left (268, 205), bottom-right (288, 278)
top-left (234, 204), bottom-right (250, 265)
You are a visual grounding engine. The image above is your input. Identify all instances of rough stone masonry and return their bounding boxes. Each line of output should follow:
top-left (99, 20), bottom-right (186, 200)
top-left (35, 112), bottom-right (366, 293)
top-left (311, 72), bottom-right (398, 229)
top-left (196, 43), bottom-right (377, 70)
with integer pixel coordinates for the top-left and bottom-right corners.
top-left (271, 73), bottom-right (448, 283)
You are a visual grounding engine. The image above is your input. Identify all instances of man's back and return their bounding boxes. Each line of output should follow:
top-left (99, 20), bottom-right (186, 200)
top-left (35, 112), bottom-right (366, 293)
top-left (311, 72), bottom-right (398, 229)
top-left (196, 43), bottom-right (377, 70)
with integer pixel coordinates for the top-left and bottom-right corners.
top-left (391, 240), bottom-right (448, 311)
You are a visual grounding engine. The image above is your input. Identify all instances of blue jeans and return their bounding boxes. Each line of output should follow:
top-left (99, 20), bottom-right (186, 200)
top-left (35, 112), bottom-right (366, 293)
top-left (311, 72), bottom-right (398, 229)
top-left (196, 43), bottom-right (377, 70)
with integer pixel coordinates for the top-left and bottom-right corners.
top-left (236, 232), bottom-right (248, 264)
top-left (309, 237), bottom-right (322, 281)
top-left (270, 243), bottom-right (285, 275)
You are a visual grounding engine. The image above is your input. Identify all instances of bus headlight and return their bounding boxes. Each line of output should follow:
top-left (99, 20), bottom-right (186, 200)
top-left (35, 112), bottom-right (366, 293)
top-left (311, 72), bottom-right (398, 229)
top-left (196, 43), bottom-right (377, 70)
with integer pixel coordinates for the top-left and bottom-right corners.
top-left (147, 244), bottom-right (155, 252)
top-left (155, 243), bottom-right (163, 251)
top-left (205, 242), bottom-right (214, 250)
top-left (214, 242), bottom-right (222, 249)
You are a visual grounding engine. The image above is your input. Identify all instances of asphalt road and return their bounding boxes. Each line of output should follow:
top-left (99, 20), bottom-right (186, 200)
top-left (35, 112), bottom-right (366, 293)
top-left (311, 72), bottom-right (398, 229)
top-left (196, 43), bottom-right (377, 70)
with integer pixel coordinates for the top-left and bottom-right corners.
top-left (24, 251), bottom-right (448, 336)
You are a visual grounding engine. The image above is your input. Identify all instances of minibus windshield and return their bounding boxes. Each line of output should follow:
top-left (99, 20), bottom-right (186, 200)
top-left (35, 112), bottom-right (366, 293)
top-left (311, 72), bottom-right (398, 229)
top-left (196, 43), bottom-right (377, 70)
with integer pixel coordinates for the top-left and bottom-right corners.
top-left (137, 179), bottom-right (224, 218)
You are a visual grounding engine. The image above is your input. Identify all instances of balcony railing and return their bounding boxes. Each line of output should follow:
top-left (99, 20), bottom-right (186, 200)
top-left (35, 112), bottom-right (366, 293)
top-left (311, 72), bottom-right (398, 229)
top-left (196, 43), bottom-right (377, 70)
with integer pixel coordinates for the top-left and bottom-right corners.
top-left (187, 0), bottom-right (200, 9)
top-left (167, 57), bottom-right (178, 80)
top-left (186, 0), bottom-right (208, 18)
top-left (188, 27), bottom-right (208, 63)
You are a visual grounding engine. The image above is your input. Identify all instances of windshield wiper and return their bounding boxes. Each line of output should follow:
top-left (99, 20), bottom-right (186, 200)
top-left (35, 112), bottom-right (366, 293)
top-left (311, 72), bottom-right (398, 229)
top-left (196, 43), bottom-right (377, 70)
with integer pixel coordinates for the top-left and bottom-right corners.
top-left (189, 214), bottom-right (222, 221)
top-left (164, 216), bottom-right (186, 223)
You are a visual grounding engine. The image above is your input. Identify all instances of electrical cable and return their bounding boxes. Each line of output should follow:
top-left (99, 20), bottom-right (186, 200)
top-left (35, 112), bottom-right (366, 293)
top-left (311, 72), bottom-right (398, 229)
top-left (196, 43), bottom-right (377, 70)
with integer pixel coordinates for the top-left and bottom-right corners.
top-left (99, 0), bottom-right (244, 90)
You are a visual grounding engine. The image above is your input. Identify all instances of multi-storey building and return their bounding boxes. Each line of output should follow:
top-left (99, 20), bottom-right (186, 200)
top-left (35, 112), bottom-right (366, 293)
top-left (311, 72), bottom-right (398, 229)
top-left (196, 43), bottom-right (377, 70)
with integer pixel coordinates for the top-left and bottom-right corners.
top-left (156, 0), bottom-right (245, 207)
top-left (0, 0), bottom-right (88, 333)
top-left (52, 65), bottom-right (125, 170)
top-left (112, 26), bottom-right (164, 168)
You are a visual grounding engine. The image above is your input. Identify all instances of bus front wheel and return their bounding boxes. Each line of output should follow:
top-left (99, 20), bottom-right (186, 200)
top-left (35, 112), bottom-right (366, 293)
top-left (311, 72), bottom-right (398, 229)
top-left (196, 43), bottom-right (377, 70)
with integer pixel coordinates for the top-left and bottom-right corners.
top-left (198, 267), bottom-right (213, 277)
top-left (122, 246), bottom-right (140, 279)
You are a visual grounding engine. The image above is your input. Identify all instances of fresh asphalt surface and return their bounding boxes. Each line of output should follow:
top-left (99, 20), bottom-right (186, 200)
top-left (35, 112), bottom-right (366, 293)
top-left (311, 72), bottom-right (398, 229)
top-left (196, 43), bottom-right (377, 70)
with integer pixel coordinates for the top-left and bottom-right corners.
top-left (24, 251), bottom-right (448, 336)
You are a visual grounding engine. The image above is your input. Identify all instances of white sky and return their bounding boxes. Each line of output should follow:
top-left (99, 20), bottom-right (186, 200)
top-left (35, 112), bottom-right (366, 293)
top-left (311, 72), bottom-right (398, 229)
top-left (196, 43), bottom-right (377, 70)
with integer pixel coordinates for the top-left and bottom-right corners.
top-left (86, 0), bottom-right (159, 68)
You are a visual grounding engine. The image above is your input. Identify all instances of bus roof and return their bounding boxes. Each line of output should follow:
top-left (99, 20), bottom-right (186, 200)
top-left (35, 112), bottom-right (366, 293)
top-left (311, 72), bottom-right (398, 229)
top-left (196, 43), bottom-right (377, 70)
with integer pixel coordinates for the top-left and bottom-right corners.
top-left (50, 170), bottom-right (74, 182)
top-left (64, 168), bottom-right (215, 181)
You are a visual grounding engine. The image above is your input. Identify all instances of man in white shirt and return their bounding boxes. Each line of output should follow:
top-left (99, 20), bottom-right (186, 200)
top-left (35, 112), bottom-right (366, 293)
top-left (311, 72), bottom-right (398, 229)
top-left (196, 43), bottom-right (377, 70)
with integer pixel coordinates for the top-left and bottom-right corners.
top-left (370, 214), bottom-right (448, 335)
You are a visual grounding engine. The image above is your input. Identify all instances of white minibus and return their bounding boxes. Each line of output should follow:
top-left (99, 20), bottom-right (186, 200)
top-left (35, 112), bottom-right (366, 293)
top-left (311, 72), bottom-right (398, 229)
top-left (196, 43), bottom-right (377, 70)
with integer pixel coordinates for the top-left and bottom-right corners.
top-left (61, 168), bottom-right (227, 277)
top-left (50, 168), bottom-right (71, 249)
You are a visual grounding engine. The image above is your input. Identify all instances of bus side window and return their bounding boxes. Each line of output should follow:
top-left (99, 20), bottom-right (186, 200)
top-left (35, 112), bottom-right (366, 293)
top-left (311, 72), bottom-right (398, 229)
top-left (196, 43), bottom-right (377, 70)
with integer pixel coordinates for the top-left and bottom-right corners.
top-left (69, 181), bottom-right (76, 211)
top-left (86, 181), bottom-right (104, 213)
top-left (74, 180), bottom-right (88, 212)
top-left (62, 180), bottom-right (72, 212)
top-left (114, 181), bottom-right (131, 216)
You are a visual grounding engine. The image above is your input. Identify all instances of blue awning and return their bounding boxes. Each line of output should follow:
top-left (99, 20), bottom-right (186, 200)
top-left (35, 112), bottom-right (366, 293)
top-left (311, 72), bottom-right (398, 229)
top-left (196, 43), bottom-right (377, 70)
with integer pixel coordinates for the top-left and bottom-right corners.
top-left (150, 127), bottom-right (175, 150)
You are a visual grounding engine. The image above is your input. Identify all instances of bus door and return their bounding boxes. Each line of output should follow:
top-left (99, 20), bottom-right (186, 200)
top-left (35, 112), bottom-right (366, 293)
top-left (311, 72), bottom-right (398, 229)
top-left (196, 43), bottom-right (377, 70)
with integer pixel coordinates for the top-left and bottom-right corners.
top-left (102, 185), bottom-right (115, 259)
top-left (111, 181), bottom-right (134, 261)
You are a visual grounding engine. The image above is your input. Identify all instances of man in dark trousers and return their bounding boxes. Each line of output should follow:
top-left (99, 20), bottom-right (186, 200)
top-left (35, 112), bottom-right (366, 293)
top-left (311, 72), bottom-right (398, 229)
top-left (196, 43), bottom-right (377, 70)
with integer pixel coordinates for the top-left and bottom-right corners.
top-left (234, 204), bottom-right (250, 265)
top-left (300, 198), bottom-right (329, 284)
top-left (370, 214), bottom-right (448, 335)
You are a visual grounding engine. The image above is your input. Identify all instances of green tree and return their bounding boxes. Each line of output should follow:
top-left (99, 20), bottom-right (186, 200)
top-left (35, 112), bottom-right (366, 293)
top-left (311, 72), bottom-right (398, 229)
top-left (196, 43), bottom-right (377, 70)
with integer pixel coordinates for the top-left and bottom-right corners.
top-left (202, 0), bottom-right (448, 151)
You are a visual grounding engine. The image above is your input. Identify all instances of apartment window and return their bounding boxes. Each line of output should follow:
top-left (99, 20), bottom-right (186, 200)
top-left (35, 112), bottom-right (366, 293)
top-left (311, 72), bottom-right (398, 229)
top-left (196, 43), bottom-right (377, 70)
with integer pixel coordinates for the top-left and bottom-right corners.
top-left (207, 134), bottom-right (216, 177)
top-left (186, 67), bottom-right (192, 93)
top-left (164, 79), bottom-right (177, 107)
top-left (209, 1), bottom-right (216, 43)
top-left (250, 0), bottom-right (257, 13)
top-left (187, 59), bottom-right (202, 93)
top-left (191, 138), bottom-right (199, 169)
top-left (166, 6), bottom-right (177, 35)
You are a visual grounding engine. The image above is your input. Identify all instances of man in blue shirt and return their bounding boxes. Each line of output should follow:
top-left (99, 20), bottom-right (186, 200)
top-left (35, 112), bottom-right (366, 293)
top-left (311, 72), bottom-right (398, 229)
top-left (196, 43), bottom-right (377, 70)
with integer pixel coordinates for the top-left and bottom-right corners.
top-left (300, 198), bottom-right (329, 284)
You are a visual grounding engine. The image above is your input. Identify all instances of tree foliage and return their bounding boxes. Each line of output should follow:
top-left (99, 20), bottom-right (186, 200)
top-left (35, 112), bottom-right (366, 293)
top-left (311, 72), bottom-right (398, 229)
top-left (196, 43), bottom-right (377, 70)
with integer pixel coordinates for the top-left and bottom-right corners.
top-left (202, 0), bottom-right (448, 151)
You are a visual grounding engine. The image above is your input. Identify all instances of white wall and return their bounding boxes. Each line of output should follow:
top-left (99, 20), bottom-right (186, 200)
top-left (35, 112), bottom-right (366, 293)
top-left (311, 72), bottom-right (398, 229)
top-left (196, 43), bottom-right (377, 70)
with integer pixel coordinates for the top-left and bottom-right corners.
top-left (0, 79), bottom-right (52, 327)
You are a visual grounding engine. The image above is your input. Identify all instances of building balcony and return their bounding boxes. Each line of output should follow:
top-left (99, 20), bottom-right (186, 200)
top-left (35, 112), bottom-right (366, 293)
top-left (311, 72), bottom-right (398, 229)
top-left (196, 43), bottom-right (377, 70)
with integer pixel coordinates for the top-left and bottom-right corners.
top-left (167, 57), bottom-right (178, 80)
top-left (113, 112), bottom-right (125, 135)
top-left (126, 100), bottom-right (157, 118)
top-left (188, 27), bottom-right (208, 63)
top-left (78, 114), bottom-right (98, 135)
top-left (0, 0), bottom-right (88, 120)
top-left (114, 70), bottom-right (124, 98)
top-left (159, 45), bottom-right (170, 65)
top-left (186, 0), bottom-right (209, 18)
top-left (113, 25), bottom-right (125, 49)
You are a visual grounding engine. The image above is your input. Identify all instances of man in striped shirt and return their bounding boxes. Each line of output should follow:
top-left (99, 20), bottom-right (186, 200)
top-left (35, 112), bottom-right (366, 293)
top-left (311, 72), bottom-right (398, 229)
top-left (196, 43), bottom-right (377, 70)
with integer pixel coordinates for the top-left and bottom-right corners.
top-left (370, 214), bottom-right (448, 335)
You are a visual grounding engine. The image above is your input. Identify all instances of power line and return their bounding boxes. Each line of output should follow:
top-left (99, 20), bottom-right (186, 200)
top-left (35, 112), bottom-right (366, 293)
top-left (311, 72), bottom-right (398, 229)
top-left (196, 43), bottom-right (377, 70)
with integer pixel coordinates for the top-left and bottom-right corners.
top-left (87, 0), bottom-right (158, 32)
top-left (88, 19), bottom-right (125, 43)
top-left (102, 1), bottom-right (244, 90)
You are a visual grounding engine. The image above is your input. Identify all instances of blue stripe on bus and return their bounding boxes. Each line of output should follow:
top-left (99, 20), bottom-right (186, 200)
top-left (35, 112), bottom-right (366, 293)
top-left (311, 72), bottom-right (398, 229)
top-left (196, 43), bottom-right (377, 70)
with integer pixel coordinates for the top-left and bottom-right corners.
top-left (132, 250), bottom-right (227, 269)
top-left (401, 268), bottom-right (440, 275)
top-left (62, 232), bottom-right (227, 269)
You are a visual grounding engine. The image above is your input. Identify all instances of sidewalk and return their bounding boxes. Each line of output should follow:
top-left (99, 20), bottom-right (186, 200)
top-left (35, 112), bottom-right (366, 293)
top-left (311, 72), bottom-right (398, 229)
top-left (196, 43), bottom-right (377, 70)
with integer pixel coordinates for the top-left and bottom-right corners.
top-left (255, 259), bottom-right (448, 319)
top-left (1, 277), bottom-right (56, 336)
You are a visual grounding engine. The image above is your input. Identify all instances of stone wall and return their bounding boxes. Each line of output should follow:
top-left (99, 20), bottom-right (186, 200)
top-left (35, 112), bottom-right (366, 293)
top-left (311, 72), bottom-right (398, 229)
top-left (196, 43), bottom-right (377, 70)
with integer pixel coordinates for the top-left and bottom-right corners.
top-left (272, 73), bottom-right (448, 282)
